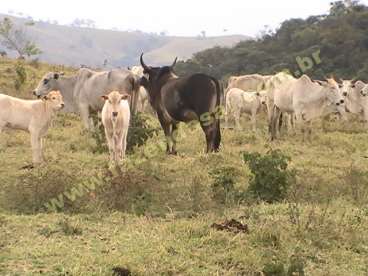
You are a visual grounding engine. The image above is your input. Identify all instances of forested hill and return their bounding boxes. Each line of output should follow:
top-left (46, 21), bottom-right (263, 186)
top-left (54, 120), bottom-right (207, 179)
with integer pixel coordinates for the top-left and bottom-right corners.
top-left (175, 1), bottom-right (368, 81)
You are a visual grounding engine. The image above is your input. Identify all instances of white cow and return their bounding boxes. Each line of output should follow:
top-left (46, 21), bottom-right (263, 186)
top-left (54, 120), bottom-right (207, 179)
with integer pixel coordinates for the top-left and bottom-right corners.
top-left (264, 72), bottom-right (296, 133)
top-left (341, 80), bottom-right (368, 126)
top-left (33, 69), bottom-right (140, 130)
top-left (226, 74), bottom-right (271, 95)
top-left (101, 91), bottom-right (130, 162)
top-left (270, 75), bottom-right (346, 141)
top-left (0, 91), bottom-right (64, 164)
top-left (225, 88), bottom-right (267, 131)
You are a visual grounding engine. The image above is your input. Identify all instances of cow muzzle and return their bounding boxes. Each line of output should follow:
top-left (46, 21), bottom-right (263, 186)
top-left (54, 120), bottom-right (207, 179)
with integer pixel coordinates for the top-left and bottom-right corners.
top-left (33, 91), bottom-right (41, 99)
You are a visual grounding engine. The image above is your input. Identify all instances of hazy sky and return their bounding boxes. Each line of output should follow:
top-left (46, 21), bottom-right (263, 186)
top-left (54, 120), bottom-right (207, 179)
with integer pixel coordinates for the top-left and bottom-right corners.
top-left (1, 0), bottom-right (367, 36)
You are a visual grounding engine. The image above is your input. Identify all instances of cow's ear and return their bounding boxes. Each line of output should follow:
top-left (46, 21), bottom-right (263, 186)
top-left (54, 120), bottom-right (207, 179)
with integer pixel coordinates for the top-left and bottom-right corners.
top-left (101, 95), bottom-right (108, 101)
top-left (54, 73), bottom-right (59, 79)
top-left (121, 94), bottom-right (130, 100)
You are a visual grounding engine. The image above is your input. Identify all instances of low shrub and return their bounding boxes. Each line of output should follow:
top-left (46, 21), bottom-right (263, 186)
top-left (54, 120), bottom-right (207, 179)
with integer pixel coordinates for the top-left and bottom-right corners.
top-left (244, 149), bottom-right (296, 203)
top-left (210, 166), bottom-right (238, 205)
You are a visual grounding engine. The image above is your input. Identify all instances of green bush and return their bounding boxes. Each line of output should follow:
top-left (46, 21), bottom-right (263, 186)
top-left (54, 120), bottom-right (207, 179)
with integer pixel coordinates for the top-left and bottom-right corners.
top-left (210, 166), bottom-right (238, 205)
top-left (244, 150), bottom-right (296, 203)
top-left (14, 63), bottom-right (27, 91)
top-left (127, 112), bottom-right (160, 153)
top-left (90, 112), bottom-right (108, 154)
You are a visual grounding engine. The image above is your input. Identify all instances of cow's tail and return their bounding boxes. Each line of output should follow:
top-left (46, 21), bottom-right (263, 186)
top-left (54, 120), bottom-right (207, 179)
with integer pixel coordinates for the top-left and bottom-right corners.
top-left (212, 77), bottom-right (222, 151)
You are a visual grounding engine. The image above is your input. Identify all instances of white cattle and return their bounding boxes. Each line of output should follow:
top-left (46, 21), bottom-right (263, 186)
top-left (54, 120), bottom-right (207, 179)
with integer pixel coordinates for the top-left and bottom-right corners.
top-left (270, 75), bottom-right (346, 141)
top-left (340, 80), bottom-right (368, 126)
top-left (101, 91), bottom-right (130, 162)
top-left (33, 69), bottom-right (140, 130)
top-left (0, 91), bottom-right (64, 164)
top-left (226, 74), bottom-right (271, 94)
top-left (225, 88), bottom-right (266, 131)
top-left (264, 72), bottom-right (296, 132)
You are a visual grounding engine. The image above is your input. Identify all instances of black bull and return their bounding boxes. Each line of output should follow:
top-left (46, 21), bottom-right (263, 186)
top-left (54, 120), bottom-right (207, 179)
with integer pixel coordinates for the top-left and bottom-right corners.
top-left (139, 54), bottom-right (223, 154)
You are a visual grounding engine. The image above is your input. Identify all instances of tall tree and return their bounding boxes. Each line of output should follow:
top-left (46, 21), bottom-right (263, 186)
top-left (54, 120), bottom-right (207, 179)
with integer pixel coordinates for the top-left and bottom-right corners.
top-left (0, 17), bottom-right (41, 58)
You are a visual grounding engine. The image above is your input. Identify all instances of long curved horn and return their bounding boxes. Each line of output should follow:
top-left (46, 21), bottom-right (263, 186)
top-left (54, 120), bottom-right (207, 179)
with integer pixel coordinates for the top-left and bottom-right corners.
top-left (140, 53), bottom-right (150, 72)
top-left (171, 57), bottom-right (178, 68)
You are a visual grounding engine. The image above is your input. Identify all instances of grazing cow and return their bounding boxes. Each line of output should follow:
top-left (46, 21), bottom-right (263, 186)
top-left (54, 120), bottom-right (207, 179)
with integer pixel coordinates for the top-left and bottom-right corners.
top-left (101, 91), bottom-right (130, 162)
top-left (0, 91), bottom-right (64, 164)
top-left (340, 80), bottom-right (368, 126)
top-left (33, 68), bottom-right (140, 129)
top-left (270, 75), bottom-right (346, 141)
top-left (129, 66), bottom-right (150, 113)
top-left (225, 88), bottom-right (266, 131)
top-left (139, 54), bottom-right (222, 154)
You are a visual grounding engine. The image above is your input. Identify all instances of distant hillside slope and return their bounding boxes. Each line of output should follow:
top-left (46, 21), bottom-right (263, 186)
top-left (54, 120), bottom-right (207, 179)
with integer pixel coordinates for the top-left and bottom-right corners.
top-left (0, 14), bottom-right (249, 67)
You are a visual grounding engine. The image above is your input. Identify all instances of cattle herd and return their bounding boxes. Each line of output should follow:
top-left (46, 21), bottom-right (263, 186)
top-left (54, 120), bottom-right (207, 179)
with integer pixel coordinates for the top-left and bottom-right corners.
top-left (1, 53), bottom-right (368, 166)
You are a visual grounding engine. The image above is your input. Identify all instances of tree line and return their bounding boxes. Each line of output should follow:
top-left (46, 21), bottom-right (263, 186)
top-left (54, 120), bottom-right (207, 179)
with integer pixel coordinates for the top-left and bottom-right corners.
top-left (175, 1), bottom-right (368, 82)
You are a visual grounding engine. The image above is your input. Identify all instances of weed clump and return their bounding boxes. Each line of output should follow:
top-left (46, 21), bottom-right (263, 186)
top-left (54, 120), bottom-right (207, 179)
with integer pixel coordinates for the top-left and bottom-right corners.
top-left (210, 166), bottom-right (238, 205)
top-left (244, 149), bottom-right (295, 203)
top-left (127, 112), bottom-right (160, 153)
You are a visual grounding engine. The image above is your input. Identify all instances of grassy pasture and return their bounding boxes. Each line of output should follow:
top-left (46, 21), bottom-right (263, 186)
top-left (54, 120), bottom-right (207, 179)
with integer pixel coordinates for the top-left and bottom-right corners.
top-left (1, 58), bottom-right (368, 275)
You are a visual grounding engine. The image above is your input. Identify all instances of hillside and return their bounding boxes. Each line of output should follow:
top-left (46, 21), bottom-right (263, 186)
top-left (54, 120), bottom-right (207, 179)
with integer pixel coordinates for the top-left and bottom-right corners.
top-left (175, 2), bottom-right (368, 81)
top-left (1, 58), bottom-right (368, 275)
top-left (0, 14), bottom-right (248, 67)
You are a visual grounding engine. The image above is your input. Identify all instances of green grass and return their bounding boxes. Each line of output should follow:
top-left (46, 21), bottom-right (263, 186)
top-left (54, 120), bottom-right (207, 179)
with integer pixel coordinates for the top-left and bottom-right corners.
top-left (1, 59), bottom-right (368, 275)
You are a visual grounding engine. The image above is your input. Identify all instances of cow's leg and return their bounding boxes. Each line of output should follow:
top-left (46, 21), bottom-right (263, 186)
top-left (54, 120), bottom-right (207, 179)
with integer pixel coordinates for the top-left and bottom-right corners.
top-left (39, 137), bottom-right (45, 161)
top-left (270, 106), bottom-right (281, 140)
top-left (267, 100), bottom-right (273, 133)
top-left (225, 100), bottom-right (231, 128)
top-left (301, 119), bottom-right (312, 142)
top-left (200, 122), bottom-right (216, 153)
top-left (278, 111), bottom-right (283, 135)
top-left (289, 113), bottom-right (296, 135)
top-left (363, 108), bottom-right (368, 129)
top-left (114, 133), bottom-right (123, 162)
top-left (234, 110), bottom-right (241, 130)
top-left (296, 113), bottom-right (308, 142)
top-left (105, 129), bottom-right (114, 161)
top-left (251, 109), bottom-right (257, 132)
top-left (79, 104), bottom-right (92, 130)
top-left (0, 120), bottom-right (5, 134)
top-left (171, 123), bottom-right (178, 155)
top-left (121, 128), bottom-right (128, 159)
top-left (162, 123), bottom-right (174, 154)
top-left (224, 110), bottom-right (229, 129)
top-left (306, 121), bottom-right (312, 142)
top-left (0, 119), bottom-right (7, 133)
top-left (30, 132), bottom-right (43, 164)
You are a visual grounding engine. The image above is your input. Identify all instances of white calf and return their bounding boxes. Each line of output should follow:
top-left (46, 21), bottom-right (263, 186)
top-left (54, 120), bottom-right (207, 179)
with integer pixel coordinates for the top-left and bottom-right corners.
top-left (0, 91), bottom-right (64, 164)
top-left (225, 88), bottom-right (265, 131)
top-left (101, 91), bottom-right (130, 162)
